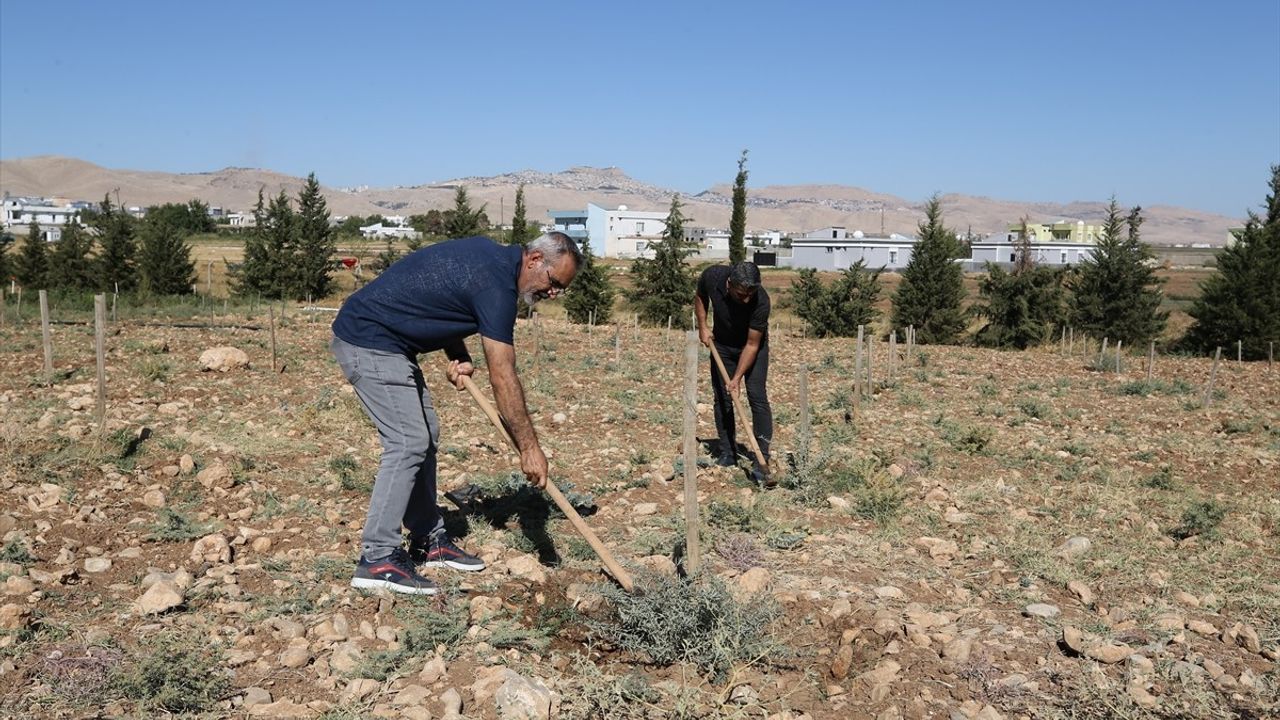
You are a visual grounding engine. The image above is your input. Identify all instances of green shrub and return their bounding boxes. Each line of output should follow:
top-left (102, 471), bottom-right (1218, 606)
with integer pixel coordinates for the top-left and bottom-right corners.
top-left (587, 570), bottom-right (782, 681)
top-left (1169, 501), bottom-right (1228, 540)
top-left (111, 632), bottom-right (228, 714)
top-left (0, 539), bottom-right (35, 567)
top-left (146, 508), bottom-right (212, 542)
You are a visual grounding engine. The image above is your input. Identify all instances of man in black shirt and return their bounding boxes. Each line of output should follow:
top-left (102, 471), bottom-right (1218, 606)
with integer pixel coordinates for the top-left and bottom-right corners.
top-left (694, 262), bottom-right (772, 485)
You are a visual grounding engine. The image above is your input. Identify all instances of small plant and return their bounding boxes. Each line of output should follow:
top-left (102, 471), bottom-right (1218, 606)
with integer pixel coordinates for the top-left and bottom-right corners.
top-left (111, 632), bottom-right (229, 714)
top-left (354, 596), bottom-right (468, 680)
top-left (587, 570), bottom-right (782, 681)
top-left (1168, 501), bottom-right (1227, 540)
top-left (854, 471), bottom-right (905, 525)
top-left (328, 455), bottom-right (369, 492)
top-left (946, 423), bottom-right (994, 454)
top-left (145, 508), bottom-right (212, 542)
top-left (138, 358), bottom-right (172, 383)
top-left (713, 533), bottom-right (764, 571)
top-left (1143, 465), bottom-right (1176, 490)
top-left (1016, 398), bottom-right (1050, 420)
top-left (0, 539), bottom-right (35, 567)
top-left (705, 499), bottom-right (764, 532)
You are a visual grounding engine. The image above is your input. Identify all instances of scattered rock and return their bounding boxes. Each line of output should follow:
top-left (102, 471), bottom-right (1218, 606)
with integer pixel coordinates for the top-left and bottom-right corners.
top-left (179, 454), bottom-right (195, 474)
top-left (505, 555), bottom-right (547, 583)
top-left (1128, 681), bottom-right (1158, 708)
top-left (1187, 620), bottom-right (1217, 636)
top-left (0, 604), bottom-right (31, 630)
top-left (419, 655), bottom-right (447, 684)
top-left (1057, 536), bottom-right (1092, 557)
top-left (83, 557), bottom-right (112, 573)
top-left (827, 496), bottom-right (851, 511)
top-left (551, 413), bottom-right (567, 425)
top-left (874, 586), bottom-right (904, 600)
top-left (637, 555), bottom-right (677, 576)
top-left (190, 533), bottom-right (232, 564)
top-left (469, 595), bottom-right (504, 625)
top-left (248, 700), bottom-right (310, 718)
top-left (632, 502), bottom-right (658, 517)
top-left (392, 684), bottom-right (432, 706)
top-left (278, 643), bottom-right (311, 669)
top-left (1084, 641), bottom-right (1133, 664)
top-left (343, 678), bottom-right (381, 703)
top-left (1066, 580), bottom-right (1093, 606)
top-left (728, 684), bottom-right (759, 705)
top-left (134, 581), bottom-right (184, 615)
top-left (329, 641), bottom-right (364, 674)
top-left (830, 644), bottom-right (853, 680)
top-left (439, 687), bottom-right (463, 719)
top-left (196, 461), bottom-right (234, 490)
top-left (199, 346), bottom-right (250, 372)
top-left (1172, 590), bottom-right (1199, 608)
top-left (495, 672), bottom-right (560, 720)
top-left (141, 490), bottom-right (166, 508)
top-left (736, 567), bottom-right (771, 594)
top-left (242, 687), bottom-right (272, 707)
top-left (942, 637), bottom-right (973, 663)
top-left (1023, 603), bottom-right (1060, 619)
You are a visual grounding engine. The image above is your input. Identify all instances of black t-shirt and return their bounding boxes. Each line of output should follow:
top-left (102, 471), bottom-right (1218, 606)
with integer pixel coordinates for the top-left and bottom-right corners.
top-left (697, 265), bottom-right (770, 348)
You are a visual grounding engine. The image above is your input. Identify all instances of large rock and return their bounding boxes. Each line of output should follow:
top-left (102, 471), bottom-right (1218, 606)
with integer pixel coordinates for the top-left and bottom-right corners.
top-left (505, 555), bottom-right (548, 583)
top-left (494, 672), bottom-right (560, 720)
top-left (190, 533), bottom-right (232, 564)
top-left (737, 567), bottom-right (772, 594)
top-left (199, 346), bottom-right (250, 372)
top-left (197, 461), bottom-right (234, 490)
top-left (248, 700), bottom-right (311, 718)
top-left (0, 604), bottom-right (31, 630)
top-left (135, 580), bottom-right (184, 615)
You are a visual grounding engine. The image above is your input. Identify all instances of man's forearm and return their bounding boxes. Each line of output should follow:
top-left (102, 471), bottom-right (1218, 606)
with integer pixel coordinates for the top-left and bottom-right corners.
top-left (734, 343), bottom-right (760, 381)
top-left (694, 295), bottom-right (708, 331)
top-left (490, 363), bottom-right (539, 452)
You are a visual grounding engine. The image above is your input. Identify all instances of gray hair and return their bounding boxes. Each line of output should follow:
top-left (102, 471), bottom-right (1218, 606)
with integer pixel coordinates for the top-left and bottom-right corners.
top-left (729, 261), bottom-right (761, 291)
top-left (527, 231), bottom-right (584, 268)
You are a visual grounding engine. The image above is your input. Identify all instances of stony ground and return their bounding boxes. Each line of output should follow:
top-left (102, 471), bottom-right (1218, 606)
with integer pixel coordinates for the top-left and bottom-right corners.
top-left (0, 302), bottom-right (1277, 719)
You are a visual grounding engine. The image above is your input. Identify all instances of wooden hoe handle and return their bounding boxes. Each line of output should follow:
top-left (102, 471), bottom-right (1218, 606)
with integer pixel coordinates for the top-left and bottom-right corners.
top-left (458, 374), bottom-right (634, 592)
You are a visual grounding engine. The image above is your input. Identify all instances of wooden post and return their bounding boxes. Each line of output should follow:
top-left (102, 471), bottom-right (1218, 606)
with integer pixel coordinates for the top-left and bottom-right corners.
top-left (855, 325), bottom-right (864, 398)
top-left (799, 363), bottom-right (810, 446)
top-left (94, 294), bottom-right (106, 428)
top-left (1061, 326), bottom-right (1067, 355)
top-left (1147, 341), bottom-right (1155, 384)
top-left (39, 290), bottom-right (53, 378)
top-left (1237, 340), bottom-right (1242, 363)
top-left (268, 305), bottom-right (278, 373)
top-left (682, 330), bottom-right (700, 573)
top-left (1115, 340), bottom-right (1123, 373)
top-left (206, 261), bottom-right (213, 296)
top-left (866, 333), bottom-right (875, 395)
top-left (614, 324), bottom-right (621, 364)
top-left (588, 309), bottom-right (594, 336)
top-left (0, 289), bottom-right (5, 329)
top-left (1270, 341), bottom-right (1274, 369)
top-left (907, 324), bottom-right (914, 359)
top-left (111, 292), bottom-right (117, 323)
top-left (16, 287), bottom-right (21, 320)
top-left (1069, 327), bottom-right (1075, 355)
top-left (666, 315), bottom-right (672, 348)
top-left (889, 331), bottom-right (897, 378)
top-left (1099, 337), bottom-right (1108, 366)
top-left (1202, 347), bottom-right (1222, 408)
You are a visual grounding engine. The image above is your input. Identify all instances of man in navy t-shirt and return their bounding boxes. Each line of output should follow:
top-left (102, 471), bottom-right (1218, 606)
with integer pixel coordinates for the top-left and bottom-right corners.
top-left (331, 232), bottom-right (581, 595)
top-left (695, 262), bottom-right (773, 486)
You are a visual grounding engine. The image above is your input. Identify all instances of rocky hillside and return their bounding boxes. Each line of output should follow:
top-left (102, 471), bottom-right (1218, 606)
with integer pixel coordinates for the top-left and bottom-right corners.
top-left (0, 155), bottom-right (1242, 245)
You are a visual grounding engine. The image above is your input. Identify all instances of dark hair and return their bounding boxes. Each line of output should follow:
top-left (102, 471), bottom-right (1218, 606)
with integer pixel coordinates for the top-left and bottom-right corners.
top-left (728, 262), bottom-right (761, 291)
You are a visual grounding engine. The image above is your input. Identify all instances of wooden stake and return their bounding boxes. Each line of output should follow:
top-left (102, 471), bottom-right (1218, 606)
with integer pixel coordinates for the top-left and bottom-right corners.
top-left (799, 363), bottom-right (810, 445)
top-left (0, 289), bottom-right (5, 329)
top-left (1202, 347), bottom-right (1222, 408)
top-left (206, 261), bottom-right (213, 296)
top-left (889, 331), bottom-right (897, 378)
top-left (1237, 340), bottom-right (1242, 363)
top-left (1099, 337), bottom-right (1108, 366)
top-left (1061, 326), bottom-right (1067, 355)
top-left (268, 305), bottom-right (278, 373)
top-left (855, 325), bottom-right (864, 398)
top-left (682, 330), bottom-right (700, 573)
top-left (39, 290), bottom-right (53, 378)
top-left (1147, 341), bottom-right (1155, 384)
top-left (588, 309), bottom-right (594, 336)
top-left (866, 333), bottom-right (874, 396)
top-left (111, 293), bottom-right (117, 323)
top-left (94, 294), bottom-right (106, 428)
top-left (460, 374), bottom-right (633, 591)
top-left (1270, 341), bottom-right (1274, 368)
top-left (1115, 340), bottom-right (1123, 373)
top-left (1069, 327), bottom-right (1075, 355)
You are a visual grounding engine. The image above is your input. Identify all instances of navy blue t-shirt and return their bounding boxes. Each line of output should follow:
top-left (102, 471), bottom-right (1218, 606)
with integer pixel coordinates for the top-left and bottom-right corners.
top-left (333, 236), bottom-right (523, 355)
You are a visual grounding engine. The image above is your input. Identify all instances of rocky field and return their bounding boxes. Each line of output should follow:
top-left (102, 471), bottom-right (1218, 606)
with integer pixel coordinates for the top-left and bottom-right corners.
top-left (0, 303), bottom-right (1276, 719)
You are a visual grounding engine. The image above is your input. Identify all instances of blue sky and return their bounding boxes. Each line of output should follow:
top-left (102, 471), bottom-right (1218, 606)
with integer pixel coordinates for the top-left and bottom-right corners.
top-left (1, 1), bottom-right (1277, 217)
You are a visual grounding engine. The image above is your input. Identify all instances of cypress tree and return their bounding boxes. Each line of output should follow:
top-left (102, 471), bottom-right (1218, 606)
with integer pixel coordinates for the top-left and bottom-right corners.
top-left (294, 172), bottom-right (336, 300)
top-left (510, 184), bottom-right (530, 246)
top-left (234, 189), bottom-right (296, 299)
top-left (563, 239), bottom-right (615, 324)
top-left (790, 268), bottom-right (825, 324)
top-left (137, 215), bottom-right (196, 296)
top-left (792, 262), bottom-right (881, 338)
top-left (891, 195), bottom-right (967, 343)
top-left (630, 195), bottom-right (695, 328)
top-left (1069, 198), bottom-right (1167, 345)
top-left (1183, 165), bottom-right (1280, 359)
top-left (16, 221), bottom-right (49, 289)
top-left (48, 217), bottom-right (96, 291)
top-left (93, 194), bottom-right (138, 292)
top-left (444, 186), bottom-right (487, 239)
top-left (974, 264), bottom-right (1068, 349)
top-left (0, 231), bottom-right (13, 286)
top-left (729, 150), bottom-right (749, 264)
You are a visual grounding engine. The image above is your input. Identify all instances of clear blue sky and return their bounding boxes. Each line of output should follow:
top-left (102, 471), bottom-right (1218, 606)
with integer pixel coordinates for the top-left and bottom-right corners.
top-left (2, 1), bottom-right (1277, 217)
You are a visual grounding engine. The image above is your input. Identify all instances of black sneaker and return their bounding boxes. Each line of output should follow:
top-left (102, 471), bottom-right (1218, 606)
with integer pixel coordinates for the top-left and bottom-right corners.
top-left (716, 447), bottom-right (739, 467)
top-left (351, 548), bottom-right (438, 595)
top-left (413, 535), bottom-right (486, 572)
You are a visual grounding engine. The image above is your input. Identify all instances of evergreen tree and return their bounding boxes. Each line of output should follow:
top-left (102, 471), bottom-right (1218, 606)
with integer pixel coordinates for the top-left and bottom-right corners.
top-left (509, 184), bottom-right (531, 246)
top-left (234, 189), bottom-right (297, 299)
top-left (137, 215), bottom-right (196, 296)
top-left (94, 194), bottom-right (138, 292)
top-left (729, 150), bottom-right (749, 264)
top-left (973, 264), bottom-right (1068, 349)
top-left (48, 217), bottom-right (96, 290)
top-left (1183, 165), bottom-right (1280, 359)
top-left (563, 239), bottom-right (615, 324)
top-left (792, 262), bottom-right (882, 338)
top-left (0, 231), bottom-right (13, 286)
top-left (294, 172), bottom-right (337, 300)
top-left (444, 186), bottom-right (488, 239)
top-left (1069, 198), bottom-right (1167, 345)
top-left (630, 195), bottom-right (695, 328)
top-left (16, 221), bottom-right (49, 289)
top-left (891, 195), bottom-right (967, 343)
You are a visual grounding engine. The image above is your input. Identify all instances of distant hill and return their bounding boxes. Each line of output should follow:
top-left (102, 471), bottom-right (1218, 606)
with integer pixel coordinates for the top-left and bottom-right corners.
top-left (0, 155), bottom-right (1241, 246)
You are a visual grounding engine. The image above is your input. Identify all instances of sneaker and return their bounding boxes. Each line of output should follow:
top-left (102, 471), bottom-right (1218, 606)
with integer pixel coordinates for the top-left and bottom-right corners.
top-left (414, 535), bottom-right (486, 572)
top-left (351, 548), bottom-right (438, 595)
top-left (715, 447), bottom-right (739, 467)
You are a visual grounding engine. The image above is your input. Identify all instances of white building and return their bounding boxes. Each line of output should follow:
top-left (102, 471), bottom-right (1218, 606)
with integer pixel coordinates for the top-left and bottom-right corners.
top-left (547, 203), bottom-right (669, 258)
top-left (2, 196), bottom-right (88, 229)
top-left (359, 222), bottom-right (420, 240)
top-left (227, 212), bottom-right (256, 227)
top-left (685, 227), bottom-right (784, 254)
top-left (783, 227), bottom-right (919, 271)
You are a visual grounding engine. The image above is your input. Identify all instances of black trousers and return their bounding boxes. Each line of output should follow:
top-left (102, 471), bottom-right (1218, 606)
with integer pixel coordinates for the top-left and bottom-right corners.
top-left (710, 341), bottom-right (772, 463)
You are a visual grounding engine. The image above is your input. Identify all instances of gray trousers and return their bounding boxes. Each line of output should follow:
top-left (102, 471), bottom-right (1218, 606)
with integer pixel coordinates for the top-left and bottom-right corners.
top-left (331, 336), bottom-right (445, 561)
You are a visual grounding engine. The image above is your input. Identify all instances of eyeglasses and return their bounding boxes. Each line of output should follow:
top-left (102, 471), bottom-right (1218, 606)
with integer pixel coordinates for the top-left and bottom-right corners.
top-left (545, 267), bottom-right (569, 293)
